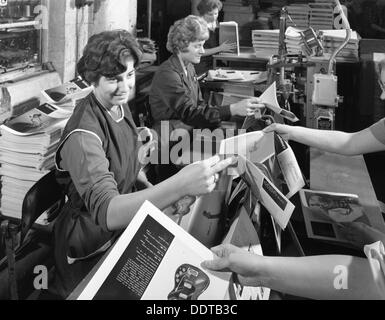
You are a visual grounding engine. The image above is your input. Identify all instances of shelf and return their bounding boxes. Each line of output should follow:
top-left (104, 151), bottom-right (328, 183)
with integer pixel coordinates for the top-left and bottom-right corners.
top-left (0, 20), bottom-right (40, 30)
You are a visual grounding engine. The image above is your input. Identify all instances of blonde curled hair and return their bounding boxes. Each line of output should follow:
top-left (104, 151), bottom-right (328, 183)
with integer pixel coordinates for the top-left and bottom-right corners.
top-left (166, 15), bottom-right (209, 54)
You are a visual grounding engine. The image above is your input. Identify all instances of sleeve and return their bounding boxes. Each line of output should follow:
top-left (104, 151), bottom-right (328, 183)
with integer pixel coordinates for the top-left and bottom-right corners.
top-left (59, 132), bottom-right (120, 231)
top-left (364, 241), bottom-right (385, 299)
top-left (155, 68), bottom-right (231, 128)
top-left (369, 118), bottom-right (385, 145)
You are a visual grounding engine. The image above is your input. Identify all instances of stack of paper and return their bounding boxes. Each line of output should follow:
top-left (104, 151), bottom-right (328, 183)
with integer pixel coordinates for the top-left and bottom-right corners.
top-left (309, 2), bottom-right (334, 30)
top-left (285, 26), bottom-right (306, 55)
top-left (219, 21), bottom-right (240, 55)
top-left (321, 29), bottom-right (360, 62)
top-left (251, 29), bottom-right (279, 53)
top-left (0, 103), bottom-right (69, 224)
top-left (286, 4), bottom-right (310, 29)
top-left (206, 69), bottom-right (268, 83)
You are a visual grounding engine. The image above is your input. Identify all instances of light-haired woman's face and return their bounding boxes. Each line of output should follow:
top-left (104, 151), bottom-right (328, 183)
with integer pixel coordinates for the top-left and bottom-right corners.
top-left (180, 40), bottom-right (205, 64)
top-left (94, 58), bottom-right (135, 108)
top-left (203, 8), bottom-right (219, 24)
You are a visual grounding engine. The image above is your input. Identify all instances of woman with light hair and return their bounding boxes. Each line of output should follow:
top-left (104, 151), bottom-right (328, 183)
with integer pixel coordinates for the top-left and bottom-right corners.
top-left (149, 15), bottom-right (262, 181)
top-left (149, 15), bottom-right (261, 136)
top-left (194, 0), bottom-right (237, 75)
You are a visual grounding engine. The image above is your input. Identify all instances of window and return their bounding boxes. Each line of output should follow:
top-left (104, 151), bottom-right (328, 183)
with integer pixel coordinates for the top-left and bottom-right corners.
top-left (0, 0), bottom-right (43, 74)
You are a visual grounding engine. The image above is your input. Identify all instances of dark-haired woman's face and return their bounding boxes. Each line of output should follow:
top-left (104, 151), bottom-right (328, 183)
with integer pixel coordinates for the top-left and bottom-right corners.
top-left (94, 58), bottom-right (135, 108)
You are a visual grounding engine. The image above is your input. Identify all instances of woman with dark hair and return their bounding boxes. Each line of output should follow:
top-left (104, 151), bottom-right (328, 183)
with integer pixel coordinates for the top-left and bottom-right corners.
top-left (52, 30), bottom-right (235, 298)
top-left (194, 0), bottom-right (237, 75)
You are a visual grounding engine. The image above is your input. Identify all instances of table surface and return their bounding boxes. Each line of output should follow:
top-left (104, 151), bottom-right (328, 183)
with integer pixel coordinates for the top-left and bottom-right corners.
top-left (310, 148), bottom-right (385, 233)
top-left (213, 47), bottom-right (275, 61)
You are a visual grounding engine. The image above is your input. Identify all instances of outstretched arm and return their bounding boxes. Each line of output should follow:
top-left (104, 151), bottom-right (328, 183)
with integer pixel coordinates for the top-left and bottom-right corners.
top-left (263, 121), bottom-right (385, 155)
top-left (201, 41), bottom-right (238, 56)
top-left (202, 244), bottom-right (385, 300)
top-left (60, 133), bottom-right (235, 231)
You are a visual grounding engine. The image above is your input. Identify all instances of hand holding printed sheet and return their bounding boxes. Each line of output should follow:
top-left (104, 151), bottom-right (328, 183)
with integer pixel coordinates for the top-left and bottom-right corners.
top-left (259, 82), bottom-right (299, 122)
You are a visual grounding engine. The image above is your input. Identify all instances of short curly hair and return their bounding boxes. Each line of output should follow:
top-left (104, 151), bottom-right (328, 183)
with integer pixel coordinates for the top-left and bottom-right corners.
top-left (197, 0), bottom-right (223, 15)
top-left (166, 15), bottom-right (209, 54)
top-left (77, 30), bottom-right (142, 84)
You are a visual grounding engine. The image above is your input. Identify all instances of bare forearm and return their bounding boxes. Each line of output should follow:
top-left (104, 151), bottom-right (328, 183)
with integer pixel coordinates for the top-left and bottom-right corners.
top-left (106, 175), bottom-right (182, 230)
top-left (289, 126), bottom-right (356, 155)
top-left (258, 255), bottom-right (383, 299)
top-left (202, 47), bottom-right (221, 56)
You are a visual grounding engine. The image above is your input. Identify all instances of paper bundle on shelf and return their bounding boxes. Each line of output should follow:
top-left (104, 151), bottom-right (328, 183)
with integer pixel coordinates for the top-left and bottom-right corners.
top-left (286, 4), bottom-right (310, 29)
top-left (251, 29), bottom-right (279, 53)
top-left (0, 103), bottom-right (69, 224)
top-left (309, 2), bottom-right (334, 30)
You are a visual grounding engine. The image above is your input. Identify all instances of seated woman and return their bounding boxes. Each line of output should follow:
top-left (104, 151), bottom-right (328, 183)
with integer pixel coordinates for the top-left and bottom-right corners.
top-left (52, 30), bottom-right (235, 298)
top-left (149, 15), bottom-right (261, 135)
top-left (202, 120), bottom-right (385, 299)
top-left (194, 0), bottom-right (237, 76)
top-left (149, 15), bottom-right (261, 181)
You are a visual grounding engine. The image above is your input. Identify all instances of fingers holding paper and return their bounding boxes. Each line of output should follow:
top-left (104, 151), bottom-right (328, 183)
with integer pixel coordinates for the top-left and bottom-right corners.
top-left (201, 244), bottom-right (264, 287)
top-left (175, 155), bottom-right (236, 196)
top-left (230, 97), bottom-right (265, 117)
top-left (263, 123), bottom-right (292, 141)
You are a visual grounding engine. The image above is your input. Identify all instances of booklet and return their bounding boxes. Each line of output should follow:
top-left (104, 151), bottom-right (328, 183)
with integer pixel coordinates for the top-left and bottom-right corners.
top-left (258, 81), bottom-right (299, 123)
top-left (222, 206), bottom-right (271, 300)
top-left (41, 77), bottom-right (92, 104)
top-left (219, 21), bottom-right (240, 55)
top-left (219, 131), bottom-right (305, 229)
top-left (299, 189), bottom-right (368, 244)
top-left (77, 201), bottom-right (232, 300)
top-left (0, 103), bottom-right (69, 137)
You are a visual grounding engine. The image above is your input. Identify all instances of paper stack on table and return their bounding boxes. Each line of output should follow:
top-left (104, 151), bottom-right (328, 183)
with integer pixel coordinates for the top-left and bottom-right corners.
top-left (207, 69), bottom-right (268, 83)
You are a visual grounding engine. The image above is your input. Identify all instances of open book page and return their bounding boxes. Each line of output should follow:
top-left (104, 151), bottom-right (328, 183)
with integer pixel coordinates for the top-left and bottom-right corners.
top-left (77, 201), bottom-right (231, 300)
top-left (187, 174), bottom-right (232, 248)
top-left (259, 82), bottom-right (299, 122)
top-left (0, 103), bottom-right (69, 136)
top-left (219, 21), bottom-right (240, 55)
top-left (299, 189), bottom-right (368, 244)
top-left (219, 131), bottom-right (304, 197)
top-left (41, 77), bottom-right (92, 104)
top-left (237, 154), bottom-right (295, 229)
top-left (222, 207), bottom-right (271, 300)
top-left (219, 131), bottom-right (304, 229)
